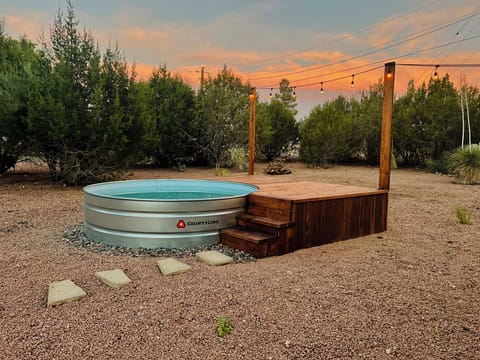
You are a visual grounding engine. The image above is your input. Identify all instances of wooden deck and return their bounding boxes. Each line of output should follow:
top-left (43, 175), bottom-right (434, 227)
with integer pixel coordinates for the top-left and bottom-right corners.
top-left (220, 178), bottom-right (388, 257)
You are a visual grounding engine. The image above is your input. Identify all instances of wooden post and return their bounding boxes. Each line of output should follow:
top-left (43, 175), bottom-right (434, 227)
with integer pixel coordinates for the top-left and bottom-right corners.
top-left (379, 62), bottom-right (395, 190)
top-left (248, 87), bottom-right (256, 175)
top-left (200, 66), bottom-right (205, 92)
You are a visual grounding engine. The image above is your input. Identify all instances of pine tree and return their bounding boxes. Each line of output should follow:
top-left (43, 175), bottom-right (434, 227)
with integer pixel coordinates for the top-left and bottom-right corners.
top-left (274, 78), bottom-right (298, 116)
top-left (195, 66), bottom-right (250, 167)
top-left (0, 26), bottom-right (38, 173)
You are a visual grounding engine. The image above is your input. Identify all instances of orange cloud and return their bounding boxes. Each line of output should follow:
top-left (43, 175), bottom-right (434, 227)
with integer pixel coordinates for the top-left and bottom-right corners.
top-left (4, 14), bottom-right (44, 40)
top-left (119, 26), bottom-right (169, 43)
top-left (367, 3), bottom-right (480, 55)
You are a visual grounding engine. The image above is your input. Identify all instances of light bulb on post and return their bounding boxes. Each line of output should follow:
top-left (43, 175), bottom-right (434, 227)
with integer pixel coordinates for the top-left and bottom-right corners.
top-left (249, 88), bottom-right (255, 100)
top-left (433, 65), bottom-right (439, 80)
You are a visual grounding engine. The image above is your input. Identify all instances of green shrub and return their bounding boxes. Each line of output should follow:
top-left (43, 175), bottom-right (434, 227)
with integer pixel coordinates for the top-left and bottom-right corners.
top-left (454, 206), bottom-right (473, 225)
top-left (425, 152), bottom-right (450, 174)
top-left (448, 145), bottom-right (480, 184)
top-left (228, 146), bottom-right (247, 170)
top-left (214, 167), bottom-right (228, 176)
top-left (216, 316), bottom-right (234, 337)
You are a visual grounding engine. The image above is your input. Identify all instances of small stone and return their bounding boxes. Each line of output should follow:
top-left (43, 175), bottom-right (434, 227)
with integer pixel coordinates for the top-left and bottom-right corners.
top-left (386, 348), bottom-right (392, 355)
top-left (95, 269), bottom-right (131, 288)
top-left (156, 258), bottom-right (191, 276)
top-left (196, 250), bottom-right (233, 266)
top-left (47, 279), bottom-right (86, 307)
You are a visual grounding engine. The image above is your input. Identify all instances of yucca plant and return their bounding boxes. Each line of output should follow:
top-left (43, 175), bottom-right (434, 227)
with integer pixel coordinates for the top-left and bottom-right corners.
top-left (448, 144), bottom-right (480, 185)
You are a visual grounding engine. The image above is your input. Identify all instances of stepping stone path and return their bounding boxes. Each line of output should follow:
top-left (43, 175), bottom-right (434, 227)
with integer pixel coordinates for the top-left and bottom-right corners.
top-left (95, 269), bottom-right (131, 289)
top-left (156, 258), bottom-right (192, 276)
top-left (196, 250), bottom-right (234, 266)
top-left (47, 279), bottom-right (87, 307)
top-left (47, 251), bottom-right (235, 306)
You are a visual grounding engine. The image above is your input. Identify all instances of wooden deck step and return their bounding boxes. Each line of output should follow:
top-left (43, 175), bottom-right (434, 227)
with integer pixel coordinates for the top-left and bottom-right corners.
top-left (220, 228), bottom-right (275, 258)
top-left (247, 194), bottom-right (294, 222)
top-left (237, 213), bottom-right (294, 229)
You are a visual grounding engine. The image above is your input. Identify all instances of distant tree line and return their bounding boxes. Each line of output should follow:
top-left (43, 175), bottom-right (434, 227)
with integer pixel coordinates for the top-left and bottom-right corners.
top-left (1, 2), bottom-right (479, 184)
top-left (0, 2), bottom-right (298, 184)
top-left (300, 77), bottom-right (480, 169)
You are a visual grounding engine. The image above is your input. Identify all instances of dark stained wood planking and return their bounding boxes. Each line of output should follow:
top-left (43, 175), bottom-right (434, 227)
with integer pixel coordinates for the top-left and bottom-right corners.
top-left (219, 179), bottom-right (388, 257)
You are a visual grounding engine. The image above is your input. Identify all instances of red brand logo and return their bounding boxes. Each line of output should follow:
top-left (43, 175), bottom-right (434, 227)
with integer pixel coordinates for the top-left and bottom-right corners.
top-left (176, 220), bottom-right (186, 229)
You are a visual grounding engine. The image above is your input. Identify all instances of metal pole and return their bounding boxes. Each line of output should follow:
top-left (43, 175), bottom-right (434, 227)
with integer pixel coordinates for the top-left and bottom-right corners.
top-left (379, 62), bottom-right (395, 190)
top-left (248, 87), bottom-right (256, 175)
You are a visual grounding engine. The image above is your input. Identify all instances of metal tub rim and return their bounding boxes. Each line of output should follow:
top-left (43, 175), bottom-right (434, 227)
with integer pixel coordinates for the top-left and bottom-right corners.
top-left (83, 179), bottom-right (258, 249)
top-left (83, 179), bottom-right (258, 202)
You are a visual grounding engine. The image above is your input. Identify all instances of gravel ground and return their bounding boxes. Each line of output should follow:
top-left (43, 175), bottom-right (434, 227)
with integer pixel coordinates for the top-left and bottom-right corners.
top-left (1, 162), bottom-right (479, 359)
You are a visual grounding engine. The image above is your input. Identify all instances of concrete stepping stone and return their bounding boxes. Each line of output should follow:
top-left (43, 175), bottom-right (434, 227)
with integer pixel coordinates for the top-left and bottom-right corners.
top-left (196, 250), bottom-right (234, 266)
top-left (95, 269), bottom-right (131, 289)
top-left (47, 279), bottom-right (87, 307)
top-left (156, 258), bottom-right (191, 276)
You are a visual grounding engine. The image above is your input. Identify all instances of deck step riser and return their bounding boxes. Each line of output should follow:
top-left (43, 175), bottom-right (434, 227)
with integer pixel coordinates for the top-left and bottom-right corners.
top-left (221, 223), bottom-right (296, 257)
top-left (221, 230), bottom-right (271, 258)
top-left (247, 195), bottom-right (294, 223)
top-left (235, 219), bottom-right (295, 255)
top-left (237, 218), bottom-right (279, 236)
top-left (237, 213), bottom-right (294, 228)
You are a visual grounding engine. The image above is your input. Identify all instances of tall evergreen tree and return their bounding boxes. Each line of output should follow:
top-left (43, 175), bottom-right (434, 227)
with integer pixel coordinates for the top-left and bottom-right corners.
top-left (424, 74), bottom-right (462, 159)
top-left (300, 96), bottom-right (357, 166)
top-left (27, 1), bottom-right (143, 184)
top-left (0, 26), bottom-right (38, 173)
top-left (147, 66), bottom-right (197, 166)
top-left (195, 66), bottom-right (250, 167)
top-left (393, 80), bottom-right (429, 165)
top-left (274, 78), bottom-right (298, 116)
top-left (255, 100), bottom-right (299, 161)
top-left (353, 81), bottom-right (383, 165)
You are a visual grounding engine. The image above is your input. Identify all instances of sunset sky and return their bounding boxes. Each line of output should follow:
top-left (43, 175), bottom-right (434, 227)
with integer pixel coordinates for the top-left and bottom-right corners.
top-left (1, 0), bottom-right (480, 118)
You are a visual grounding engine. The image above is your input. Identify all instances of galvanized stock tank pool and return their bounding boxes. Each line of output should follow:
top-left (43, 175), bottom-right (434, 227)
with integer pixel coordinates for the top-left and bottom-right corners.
top-left (83, 179), bottom-right (258, 249)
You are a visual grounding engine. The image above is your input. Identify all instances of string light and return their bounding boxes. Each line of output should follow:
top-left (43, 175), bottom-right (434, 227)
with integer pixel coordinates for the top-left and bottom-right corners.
top-left (269, 88), bottom-right (273, 100)
top-left (433, 65), bottom-right (439, 80)
top-left (253, 63), bottom-right (480, 97)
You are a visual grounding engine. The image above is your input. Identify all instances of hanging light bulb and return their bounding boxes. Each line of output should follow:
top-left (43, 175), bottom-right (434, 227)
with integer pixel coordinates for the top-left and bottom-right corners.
top-left (386, 70), bottom-right (393, 79)
top-left (433, 65), bottom-right (439, 80)
top-left (320, 82), bottom-right (324, 94)
top-left (269, 88), bottom-right (273, 100)
top-left (292, 86), bottom-right (297, 100)
top-left (350, 74), bottom-right (355, 88)
top-left (249, 88), bottom-right (255, 100)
